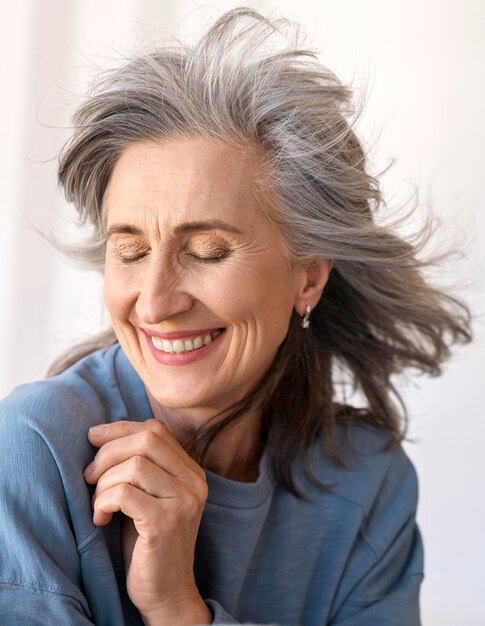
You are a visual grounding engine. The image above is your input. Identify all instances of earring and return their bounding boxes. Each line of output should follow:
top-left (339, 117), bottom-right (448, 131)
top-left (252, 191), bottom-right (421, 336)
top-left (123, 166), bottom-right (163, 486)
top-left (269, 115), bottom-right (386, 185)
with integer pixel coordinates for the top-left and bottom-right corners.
top-left (301, 305), bottom-right (311, 329)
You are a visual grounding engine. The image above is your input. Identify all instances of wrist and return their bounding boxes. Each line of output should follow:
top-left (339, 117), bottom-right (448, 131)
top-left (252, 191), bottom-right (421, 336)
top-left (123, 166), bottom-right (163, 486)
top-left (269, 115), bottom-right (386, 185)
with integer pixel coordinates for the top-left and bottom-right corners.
top-left (141, 595), bottom-right (213, 626)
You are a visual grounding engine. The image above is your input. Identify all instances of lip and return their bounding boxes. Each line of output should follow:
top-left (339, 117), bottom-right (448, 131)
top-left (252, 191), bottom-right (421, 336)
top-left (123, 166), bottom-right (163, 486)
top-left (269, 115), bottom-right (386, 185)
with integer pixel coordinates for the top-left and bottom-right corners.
top-left (142, 327), bottom-right (223, 340)
top-left (143, 328), bottom-right (226, 366)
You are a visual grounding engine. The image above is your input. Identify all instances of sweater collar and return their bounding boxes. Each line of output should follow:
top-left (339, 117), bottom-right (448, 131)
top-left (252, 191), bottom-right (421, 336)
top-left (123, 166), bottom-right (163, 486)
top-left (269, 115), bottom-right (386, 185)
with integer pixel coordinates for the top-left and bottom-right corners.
top-left (204, 448), bottom-right (273, 508)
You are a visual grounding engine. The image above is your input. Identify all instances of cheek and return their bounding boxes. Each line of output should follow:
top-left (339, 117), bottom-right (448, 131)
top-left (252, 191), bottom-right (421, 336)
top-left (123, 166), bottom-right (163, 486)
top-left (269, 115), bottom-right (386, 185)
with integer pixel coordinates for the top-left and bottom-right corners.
top-left (103, 267), bottom-right (133, 320)
top-left (206, 266), bottom-right (295, 338)
top-left (196, 273), bottom-right (256, 322)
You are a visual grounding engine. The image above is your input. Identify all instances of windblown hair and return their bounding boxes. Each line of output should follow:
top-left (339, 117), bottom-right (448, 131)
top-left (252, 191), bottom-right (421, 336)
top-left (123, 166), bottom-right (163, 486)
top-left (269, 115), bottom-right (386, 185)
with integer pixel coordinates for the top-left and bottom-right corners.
top-left (53, 7), bottom-right (472, 498)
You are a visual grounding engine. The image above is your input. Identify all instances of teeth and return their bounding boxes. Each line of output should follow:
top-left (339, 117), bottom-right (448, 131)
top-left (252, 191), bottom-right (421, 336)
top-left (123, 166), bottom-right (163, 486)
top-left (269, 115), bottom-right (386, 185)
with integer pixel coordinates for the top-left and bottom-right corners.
top-left (152, 337), bottom-right (164, 350)
top-left (172, 340), bottom-right (184, 353)
top-left (151, 330), bottom-right (222, 354)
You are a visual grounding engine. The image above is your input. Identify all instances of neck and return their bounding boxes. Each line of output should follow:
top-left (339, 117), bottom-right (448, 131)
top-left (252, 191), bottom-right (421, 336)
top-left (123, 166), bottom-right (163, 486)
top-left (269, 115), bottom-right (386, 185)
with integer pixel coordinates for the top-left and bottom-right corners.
top-left (145, 389), bottom-right (265, 482)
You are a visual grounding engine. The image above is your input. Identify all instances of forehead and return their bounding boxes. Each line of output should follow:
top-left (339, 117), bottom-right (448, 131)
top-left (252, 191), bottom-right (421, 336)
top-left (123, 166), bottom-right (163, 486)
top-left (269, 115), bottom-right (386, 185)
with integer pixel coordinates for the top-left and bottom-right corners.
top-left (104, 137), bottom-right (266, 226)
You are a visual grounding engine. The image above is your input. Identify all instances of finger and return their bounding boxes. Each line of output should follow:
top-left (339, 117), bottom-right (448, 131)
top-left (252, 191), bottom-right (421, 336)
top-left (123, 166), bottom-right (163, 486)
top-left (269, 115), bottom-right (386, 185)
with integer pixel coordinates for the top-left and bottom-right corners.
top-left (92, 483), bottom-right (162, 528)
top-left (89, 419), bottom-right (177, 451)
top-left (84, 427), bottom-right (204, 485)
top-left (93, 481), bottom-right (206, 532)
top-left (93, 455), bottom-right (179, 502)
top-left (87, 419), bottom-right (201, 474)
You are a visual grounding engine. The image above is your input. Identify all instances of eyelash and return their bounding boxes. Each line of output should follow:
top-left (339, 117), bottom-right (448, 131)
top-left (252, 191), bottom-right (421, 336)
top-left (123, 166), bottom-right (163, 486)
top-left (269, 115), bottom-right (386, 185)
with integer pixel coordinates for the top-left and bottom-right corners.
top-left (117, 249), bottom-right (231, 265)
top-left (186, 250), bottom-right (231, 263)
top-left (118, 253), bottom-right (147, 264)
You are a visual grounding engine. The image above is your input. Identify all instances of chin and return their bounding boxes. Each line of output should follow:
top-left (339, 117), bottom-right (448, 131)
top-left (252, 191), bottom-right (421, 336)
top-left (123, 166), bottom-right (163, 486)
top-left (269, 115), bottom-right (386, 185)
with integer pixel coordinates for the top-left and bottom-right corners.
top-left (146, 381), bottom-right (213, 412)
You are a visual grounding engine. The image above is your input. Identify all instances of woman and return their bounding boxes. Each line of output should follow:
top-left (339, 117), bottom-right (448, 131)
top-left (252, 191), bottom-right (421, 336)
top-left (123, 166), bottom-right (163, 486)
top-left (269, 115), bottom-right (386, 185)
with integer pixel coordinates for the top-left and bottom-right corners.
top-left (0, 7), bottom-right (472, 626)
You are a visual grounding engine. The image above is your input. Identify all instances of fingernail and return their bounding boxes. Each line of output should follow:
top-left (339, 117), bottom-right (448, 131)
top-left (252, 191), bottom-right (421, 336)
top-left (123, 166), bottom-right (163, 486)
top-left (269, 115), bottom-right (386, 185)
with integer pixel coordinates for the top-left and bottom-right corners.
top-left (83, 463), bottom-right (94, 478)
top-left (89, 425), bottom-right (107, 436)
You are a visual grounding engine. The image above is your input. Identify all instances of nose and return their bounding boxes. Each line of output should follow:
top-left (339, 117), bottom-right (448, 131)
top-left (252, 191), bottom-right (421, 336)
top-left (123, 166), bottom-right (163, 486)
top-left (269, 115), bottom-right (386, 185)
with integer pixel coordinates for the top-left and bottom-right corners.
top-left (135, 257), bottom-right (194, 325)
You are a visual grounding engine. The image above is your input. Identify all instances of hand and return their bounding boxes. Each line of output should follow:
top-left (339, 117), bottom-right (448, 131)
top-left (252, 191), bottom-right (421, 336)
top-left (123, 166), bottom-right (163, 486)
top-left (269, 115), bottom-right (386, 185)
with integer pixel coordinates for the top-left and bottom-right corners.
top-left (83, 419), bottom-right (210, 621)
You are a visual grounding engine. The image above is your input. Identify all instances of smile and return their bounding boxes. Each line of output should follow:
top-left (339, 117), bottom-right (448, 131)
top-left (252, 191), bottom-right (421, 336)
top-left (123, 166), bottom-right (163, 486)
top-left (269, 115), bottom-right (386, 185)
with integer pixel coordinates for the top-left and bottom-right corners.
top-left (150, 330), bottom-right (222, 354)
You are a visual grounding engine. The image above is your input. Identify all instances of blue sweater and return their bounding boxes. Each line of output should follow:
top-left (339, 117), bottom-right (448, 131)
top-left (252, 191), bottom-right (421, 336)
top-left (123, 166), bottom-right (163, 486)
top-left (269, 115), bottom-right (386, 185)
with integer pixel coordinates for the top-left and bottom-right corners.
top-left (0, 344), bottom-right (423, 625)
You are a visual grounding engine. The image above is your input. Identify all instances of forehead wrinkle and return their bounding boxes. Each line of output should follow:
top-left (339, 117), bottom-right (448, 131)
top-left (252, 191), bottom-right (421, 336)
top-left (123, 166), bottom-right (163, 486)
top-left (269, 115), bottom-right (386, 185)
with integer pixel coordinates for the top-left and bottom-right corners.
top-left (109, 174), bottom-right (244, 224)
top-left (105, 137), bottom-right (268, 237)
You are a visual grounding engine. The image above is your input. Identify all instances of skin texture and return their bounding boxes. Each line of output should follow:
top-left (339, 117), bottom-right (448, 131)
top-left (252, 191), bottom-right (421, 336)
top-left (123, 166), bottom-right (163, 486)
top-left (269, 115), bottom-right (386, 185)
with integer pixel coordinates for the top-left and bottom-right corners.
top-left (84, 137), bottom-right (331, 623)
top-left (84, 419), bottom-right (212, 625)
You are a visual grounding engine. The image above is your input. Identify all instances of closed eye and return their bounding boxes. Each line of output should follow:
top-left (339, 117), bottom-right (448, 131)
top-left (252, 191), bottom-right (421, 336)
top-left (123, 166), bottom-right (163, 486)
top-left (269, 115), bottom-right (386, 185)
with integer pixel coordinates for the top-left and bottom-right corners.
top-left (110, 241), bottom-right (150, 264)
top-left (185, 249), bottom-right (232, 263)
top-left (118, 252), bottom-right (148, 264)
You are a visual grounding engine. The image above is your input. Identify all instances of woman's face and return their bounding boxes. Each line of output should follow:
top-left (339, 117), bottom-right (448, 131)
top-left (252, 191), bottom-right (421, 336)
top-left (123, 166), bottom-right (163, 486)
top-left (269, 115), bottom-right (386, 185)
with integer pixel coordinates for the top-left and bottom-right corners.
top-left (103, 138), bottom-right (309, 414)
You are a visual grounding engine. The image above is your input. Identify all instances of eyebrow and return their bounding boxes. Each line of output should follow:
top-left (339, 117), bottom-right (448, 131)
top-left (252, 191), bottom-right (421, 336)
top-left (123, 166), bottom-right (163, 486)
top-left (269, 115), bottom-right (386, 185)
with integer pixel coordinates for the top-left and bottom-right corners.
top-left (174, 220), bottom-right (242, 236)
top-left (105, 225), bottom-right (143, 239)
top-left (105, 219), bottom-right (242, 239)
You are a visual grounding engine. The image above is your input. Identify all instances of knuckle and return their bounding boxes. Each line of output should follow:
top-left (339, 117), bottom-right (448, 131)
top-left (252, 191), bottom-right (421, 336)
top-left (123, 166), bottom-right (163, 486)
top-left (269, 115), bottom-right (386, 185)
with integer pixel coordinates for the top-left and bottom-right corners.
top-left (131, 454), bottom-right (146, 474)
top-left (148, 419), bottom-right (167, 437)
top-left (100, 438), bottom-right (115, 457)
top-left (117, 483), bottom-right (131, 499)
top-left (115, 420), bottom-right (129, 435)
top-left (141, 429), bottom-right (158, 451)
top-left (184, 492), bottom-right (202, 516)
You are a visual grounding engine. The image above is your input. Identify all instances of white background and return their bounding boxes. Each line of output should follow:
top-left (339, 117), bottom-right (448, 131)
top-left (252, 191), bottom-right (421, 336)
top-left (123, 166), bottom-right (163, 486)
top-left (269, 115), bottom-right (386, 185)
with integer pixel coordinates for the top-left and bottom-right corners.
top-left (1, 2), bottom-right (484, 624)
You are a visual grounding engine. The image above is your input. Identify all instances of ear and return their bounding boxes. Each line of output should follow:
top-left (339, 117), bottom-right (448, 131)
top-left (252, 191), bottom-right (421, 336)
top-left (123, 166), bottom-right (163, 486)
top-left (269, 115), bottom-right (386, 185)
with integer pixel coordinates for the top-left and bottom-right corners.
top-left (294, 259), bottom-right (333, 316)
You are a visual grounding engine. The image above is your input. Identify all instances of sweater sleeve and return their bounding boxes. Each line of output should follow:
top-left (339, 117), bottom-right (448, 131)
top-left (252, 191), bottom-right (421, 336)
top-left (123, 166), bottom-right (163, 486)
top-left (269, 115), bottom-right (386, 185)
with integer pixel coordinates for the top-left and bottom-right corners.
top-left (328, 446), bottom-right (424, 626)
top-left (0, 399), bottom-right (94, 624)
top-left (204, 598), bottom-right (240, 624)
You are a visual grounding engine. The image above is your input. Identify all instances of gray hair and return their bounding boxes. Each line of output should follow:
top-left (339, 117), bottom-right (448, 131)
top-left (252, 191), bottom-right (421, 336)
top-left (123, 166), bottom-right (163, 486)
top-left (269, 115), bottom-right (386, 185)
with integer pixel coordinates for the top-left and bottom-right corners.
top-left (53, 7), bottom-right (472, 497)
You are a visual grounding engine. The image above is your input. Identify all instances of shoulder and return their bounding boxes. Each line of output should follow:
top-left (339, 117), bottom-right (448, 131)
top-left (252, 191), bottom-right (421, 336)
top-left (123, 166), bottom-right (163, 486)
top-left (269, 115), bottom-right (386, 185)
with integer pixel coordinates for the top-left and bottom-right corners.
top-left (299, 421), bottom-right (419, 535)
top-left (0, 343), bottom-right (137, 478)
top-left (0, 343), bottom-right (150, 552)
top-left (299, 422), bottom-right (424, 621)
top-left (333, 422), bottom-right (416, 511)
top-left (293, 420), bottom-right (422, 573)
top-left (0, 345), bottom-right (133, 599)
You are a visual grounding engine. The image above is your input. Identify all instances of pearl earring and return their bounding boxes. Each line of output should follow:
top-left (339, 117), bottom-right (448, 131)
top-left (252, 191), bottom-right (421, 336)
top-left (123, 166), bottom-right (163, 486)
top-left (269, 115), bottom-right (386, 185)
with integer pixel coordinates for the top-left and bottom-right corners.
top-left (301, 305), bottom-right (311, 329)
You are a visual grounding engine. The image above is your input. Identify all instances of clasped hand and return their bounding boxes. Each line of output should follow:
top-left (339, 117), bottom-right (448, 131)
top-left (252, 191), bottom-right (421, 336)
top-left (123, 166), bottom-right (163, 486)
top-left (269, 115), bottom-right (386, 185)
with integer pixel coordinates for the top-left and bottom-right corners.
top-left (83, 419), bottom-right (209, 620)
